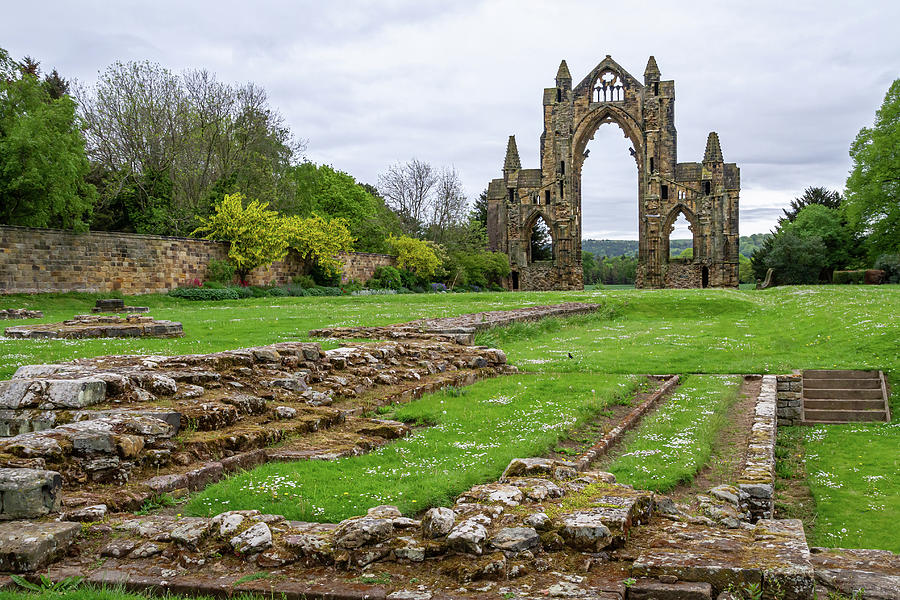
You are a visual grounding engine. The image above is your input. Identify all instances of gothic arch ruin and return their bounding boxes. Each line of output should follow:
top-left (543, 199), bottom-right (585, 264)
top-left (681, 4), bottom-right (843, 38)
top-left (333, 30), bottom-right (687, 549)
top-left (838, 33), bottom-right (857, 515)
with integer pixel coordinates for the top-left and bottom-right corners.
top-left (486, 56), bottom-right (740, 289)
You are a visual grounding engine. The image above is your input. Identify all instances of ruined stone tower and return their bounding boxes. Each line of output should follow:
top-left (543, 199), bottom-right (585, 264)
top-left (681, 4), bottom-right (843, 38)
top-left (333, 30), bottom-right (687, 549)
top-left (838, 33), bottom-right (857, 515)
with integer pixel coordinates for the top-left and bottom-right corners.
top-left (486, 56), bottom-right (740, 290)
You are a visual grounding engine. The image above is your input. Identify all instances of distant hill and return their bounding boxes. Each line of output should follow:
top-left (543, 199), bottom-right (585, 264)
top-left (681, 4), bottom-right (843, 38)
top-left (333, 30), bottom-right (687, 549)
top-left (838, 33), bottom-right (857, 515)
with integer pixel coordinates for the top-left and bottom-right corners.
top-left (582, 234), bottom-right (770, 259)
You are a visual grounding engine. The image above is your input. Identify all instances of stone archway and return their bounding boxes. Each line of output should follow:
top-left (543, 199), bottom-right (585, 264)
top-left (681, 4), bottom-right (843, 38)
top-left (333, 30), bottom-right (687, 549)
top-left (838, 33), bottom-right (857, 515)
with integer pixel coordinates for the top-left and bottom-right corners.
top-left (485, 55), bottom-right (740, 289)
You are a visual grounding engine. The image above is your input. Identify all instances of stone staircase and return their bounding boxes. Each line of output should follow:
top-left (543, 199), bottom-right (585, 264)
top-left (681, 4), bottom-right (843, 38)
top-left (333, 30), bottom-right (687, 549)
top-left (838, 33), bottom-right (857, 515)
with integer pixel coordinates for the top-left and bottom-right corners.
top-left (802, 370), bottom-right (890, 424)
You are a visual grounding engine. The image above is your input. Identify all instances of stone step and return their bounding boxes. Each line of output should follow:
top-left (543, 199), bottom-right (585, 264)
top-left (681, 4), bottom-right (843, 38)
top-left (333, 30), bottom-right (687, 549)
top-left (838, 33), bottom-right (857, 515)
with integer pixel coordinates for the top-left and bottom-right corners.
top-left (803, 409), bottom-right (888, 423)
top-left (0, 521), bottom-right (80, 572)
top-left (803, 398), bottom-right (885, 411)
top-left (803, 387), bottom-right (884, 400)
top-left (803, 377), bottom-right (881, 390)
top-left (802, 369), bottom-right (880, 379)
top-left (632, 519), bottom-right (814, 600)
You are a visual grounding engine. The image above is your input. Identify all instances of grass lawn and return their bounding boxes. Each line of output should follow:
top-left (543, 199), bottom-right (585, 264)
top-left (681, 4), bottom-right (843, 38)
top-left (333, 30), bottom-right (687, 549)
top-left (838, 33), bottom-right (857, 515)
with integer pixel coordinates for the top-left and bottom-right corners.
top-left (802, 422), bottom-right (900, 553)
top-left (0, 587), bottom-right (264, 600)
top-left (187, 373), bottom-right (638, 521)
top-left (600, 375), bottom-right (743, 492)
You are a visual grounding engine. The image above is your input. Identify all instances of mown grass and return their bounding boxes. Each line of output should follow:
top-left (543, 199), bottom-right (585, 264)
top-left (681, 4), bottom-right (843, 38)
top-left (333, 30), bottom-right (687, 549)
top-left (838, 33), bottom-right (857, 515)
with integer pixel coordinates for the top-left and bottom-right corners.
top-left (601, 375), bottom-right (743, 492)
top-left (801, 422), bottom-right (900, 553)
top-left (187, 373), bottom-right (637, 521)
top-left (0, 587), bottom-right (266, 600)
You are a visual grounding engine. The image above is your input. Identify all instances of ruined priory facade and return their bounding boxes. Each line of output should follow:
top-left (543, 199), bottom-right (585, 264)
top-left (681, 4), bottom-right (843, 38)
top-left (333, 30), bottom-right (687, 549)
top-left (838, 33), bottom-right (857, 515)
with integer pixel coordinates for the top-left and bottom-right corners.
top-left (486, 56), bottom-right (740, 290)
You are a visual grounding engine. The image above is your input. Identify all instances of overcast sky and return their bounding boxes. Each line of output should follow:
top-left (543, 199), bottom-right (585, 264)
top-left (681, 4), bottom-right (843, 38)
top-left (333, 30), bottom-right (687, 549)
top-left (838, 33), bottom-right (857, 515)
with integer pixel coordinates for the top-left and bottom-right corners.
top-left (3, 0), bottom-right (898, 239)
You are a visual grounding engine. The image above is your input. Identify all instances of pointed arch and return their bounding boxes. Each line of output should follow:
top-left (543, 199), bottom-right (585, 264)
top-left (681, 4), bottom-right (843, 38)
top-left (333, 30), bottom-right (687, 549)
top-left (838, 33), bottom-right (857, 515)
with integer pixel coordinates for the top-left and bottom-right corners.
top-left (524, 209), bottom-right (554, 263)
top-left (662, 204), bottom-right (700, 262)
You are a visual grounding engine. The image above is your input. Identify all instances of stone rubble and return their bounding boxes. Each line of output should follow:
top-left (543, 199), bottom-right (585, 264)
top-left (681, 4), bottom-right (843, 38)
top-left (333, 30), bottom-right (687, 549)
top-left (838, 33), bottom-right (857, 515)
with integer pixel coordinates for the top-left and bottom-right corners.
top-left (0, 309), bottom-right (43, 320)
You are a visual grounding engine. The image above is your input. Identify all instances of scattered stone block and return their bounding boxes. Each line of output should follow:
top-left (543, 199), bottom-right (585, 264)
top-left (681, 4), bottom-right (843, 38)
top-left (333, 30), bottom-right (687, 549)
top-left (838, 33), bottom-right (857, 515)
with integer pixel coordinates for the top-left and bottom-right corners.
top-left (0, 468), bottom-right (62, 519)
top-left (230, 522), bottom-right (272, 555)
top-left (422, 507), bottom-right (456, 538)
top-left (0, 521), bottom-right (80, 572)
top-left (810, 547), bottom-right (900, 600)
top-left (629, 579), bottom-right (713, 600)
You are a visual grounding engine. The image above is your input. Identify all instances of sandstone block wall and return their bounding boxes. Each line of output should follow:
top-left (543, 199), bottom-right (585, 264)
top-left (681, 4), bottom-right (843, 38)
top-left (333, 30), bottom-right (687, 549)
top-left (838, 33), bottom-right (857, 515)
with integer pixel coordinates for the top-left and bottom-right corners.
top-left (0, 226), bottom-right (395, 295)
top-left (338, 252), bottom-right (397, 284)
top-left (776, 373), bottom-right (803, 426)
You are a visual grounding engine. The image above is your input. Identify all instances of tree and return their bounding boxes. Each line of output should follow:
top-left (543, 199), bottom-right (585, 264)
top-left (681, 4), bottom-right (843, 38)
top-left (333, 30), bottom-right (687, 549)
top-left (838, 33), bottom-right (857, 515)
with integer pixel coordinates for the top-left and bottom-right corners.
top-left (780, 186), bottom-right (842, 225)
top-left (192, 193), bottom-right (289, 282)
top-left (78, 61), bottom-right (303, 236)
top-left (845, 78), bottom-right (900, 258)
top-left (287, 163), bottom-right (401, 253)
top-left (378, 159), bottom-right (436, 236)
top-left (530, 217), bottom-right (553, 261)
top-left (785, 204), bottom-right (855, 279)
top-left (0, 48), bottom-right (96, 229)
top-left (426, 167), bottom-right (468, 243)
top-left (282, 214), bottom-right (354, 277)
top-left (470, 189), bottom-right (488, 228)
top-left (756, 230), bottom-right (828, 285)
top-left (387, 234), bottom-right (441, 278)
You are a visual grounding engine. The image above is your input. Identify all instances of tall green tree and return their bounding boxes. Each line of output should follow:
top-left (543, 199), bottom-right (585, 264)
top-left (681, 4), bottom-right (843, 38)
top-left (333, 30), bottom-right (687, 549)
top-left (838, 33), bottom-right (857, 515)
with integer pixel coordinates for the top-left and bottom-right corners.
top-left (287, 162), bottom-right (401, 253)
top-left (0, 48), bottom-right (96, 229)
top-left (845, 78), bottom-right (900, 258)
top-left (78, 61), bottom-right (303, 236)
top-left (780, 186), bottom-right (842, 225)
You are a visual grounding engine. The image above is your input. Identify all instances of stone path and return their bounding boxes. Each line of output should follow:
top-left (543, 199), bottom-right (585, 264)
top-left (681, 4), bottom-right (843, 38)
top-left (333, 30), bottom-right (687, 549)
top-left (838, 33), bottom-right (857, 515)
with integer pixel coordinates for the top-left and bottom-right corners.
top-left (310, 302), bottom-right (600, 344)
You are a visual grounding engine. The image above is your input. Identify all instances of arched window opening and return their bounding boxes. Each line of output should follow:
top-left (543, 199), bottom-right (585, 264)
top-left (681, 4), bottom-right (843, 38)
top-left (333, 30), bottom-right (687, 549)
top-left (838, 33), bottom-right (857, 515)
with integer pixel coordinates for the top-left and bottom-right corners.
top-left (581, 122), bottom-right (638, 248)
top-left (668, 212), bottom-right (694, 262)
top-left (529, 215), bottom-right (553, 262)
top-left (593, 70), bottom-right (625, 102)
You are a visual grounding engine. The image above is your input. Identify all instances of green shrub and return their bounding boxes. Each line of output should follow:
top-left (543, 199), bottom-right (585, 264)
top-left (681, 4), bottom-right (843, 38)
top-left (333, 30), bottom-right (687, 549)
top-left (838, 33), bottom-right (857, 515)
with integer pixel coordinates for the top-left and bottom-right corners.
top-left (833, 270), bottom-right (866, 284)
top-left (368, 266), bottom-right (402, 290)
top-left (266, 286), bottom-right (288, 297)
top-left (168, 287), bottom-right (239, 301)
top-left (874, 254), bottom-right (900, 283)
top-left (202, 281), bottom-right (225, 289)
top-left (248, 286), bottom-right (270, 297)
top-left (206, 258), bottom-right (236, 284)
top-left (310, 262), bottom-right (341, 287)
top-left (292, 274), bottom-right (316, 288)
top-left (281, 284), bottom-right (309, 296)
top-left (230, 286), bottom-right (253, 298)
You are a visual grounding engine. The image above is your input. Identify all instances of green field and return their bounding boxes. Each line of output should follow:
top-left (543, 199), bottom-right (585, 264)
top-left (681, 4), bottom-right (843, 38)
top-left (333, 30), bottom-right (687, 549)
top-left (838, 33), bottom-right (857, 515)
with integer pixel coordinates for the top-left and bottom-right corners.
top-left (2, 285), bottom-right (898, 551)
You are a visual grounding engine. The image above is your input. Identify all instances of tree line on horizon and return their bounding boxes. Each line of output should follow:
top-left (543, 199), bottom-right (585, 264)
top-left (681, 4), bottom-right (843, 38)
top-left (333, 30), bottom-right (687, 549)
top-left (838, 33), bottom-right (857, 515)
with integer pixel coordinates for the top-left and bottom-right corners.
top-left (1, 47), bottom-right (897, 287)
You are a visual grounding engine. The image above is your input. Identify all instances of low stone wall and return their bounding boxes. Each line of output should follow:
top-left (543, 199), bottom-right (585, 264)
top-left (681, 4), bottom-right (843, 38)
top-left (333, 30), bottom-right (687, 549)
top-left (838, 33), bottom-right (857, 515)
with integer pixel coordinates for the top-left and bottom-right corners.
top-left (776, 373), bottom-right (803, 426)
top-left (0, 226), bottom-right (394, 295)
top-left (737, 375), bottom-right (777, 522)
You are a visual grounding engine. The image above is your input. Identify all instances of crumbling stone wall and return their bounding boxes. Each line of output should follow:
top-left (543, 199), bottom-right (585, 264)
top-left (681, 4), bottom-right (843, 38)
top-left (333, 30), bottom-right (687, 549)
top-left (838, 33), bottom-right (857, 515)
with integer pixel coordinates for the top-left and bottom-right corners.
top-left (486, 56), bottom-right (740, 290)
top-left (0, 226), bottom-right (395, 294)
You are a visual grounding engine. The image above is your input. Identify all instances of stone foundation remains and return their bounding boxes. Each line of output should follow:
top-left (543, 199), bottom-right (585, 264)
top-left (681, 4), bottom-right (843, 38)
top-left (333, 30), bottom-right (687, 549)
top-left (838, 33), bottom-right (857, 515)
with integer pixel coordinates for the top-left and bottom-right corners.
top-left (0, 309), bottom-right (43, 320)
top-left (5, 314), bottom-right (184, 339)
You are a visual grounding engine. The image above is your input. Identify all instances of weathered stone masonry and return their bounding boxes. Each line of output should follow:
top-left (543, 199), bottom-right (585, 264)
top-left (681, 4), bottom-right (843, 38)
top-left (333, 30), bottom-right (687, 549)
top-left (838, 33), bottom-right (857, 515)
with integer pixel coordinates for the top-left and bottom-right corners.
top-left (0, 226), bottom-right (396, 295)
top-left (486, 55), bottom-right (740, 290)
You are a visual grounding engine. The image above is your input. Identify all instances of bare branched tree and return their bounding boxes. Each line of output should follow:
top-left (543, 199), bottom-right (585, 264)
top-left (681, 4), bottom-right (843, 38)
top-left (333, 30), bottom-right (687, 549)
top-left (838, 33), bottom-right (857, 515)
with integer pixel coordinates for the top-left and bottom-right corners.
top-left (377, 159), bottom-right (437, 236)
top-left (428, 166), bottom-right (468, 243)
top-left (76, 61), bottom-right (305, 235)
